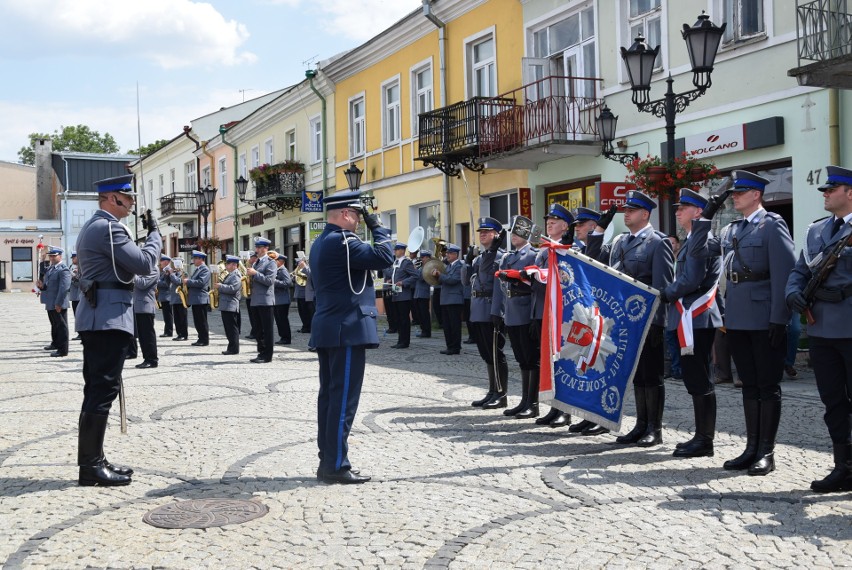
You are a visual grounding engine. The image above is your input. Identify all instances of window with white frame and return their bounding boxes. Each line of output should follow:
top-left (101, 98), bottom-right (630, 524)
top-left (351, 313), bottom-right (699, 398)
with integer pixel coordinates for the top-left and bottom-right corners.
top-left (385, 211), bottom-right (398, 242)
top-left (184, 161), bottom-right (197, 193)
top-left (626, 0), bottom-right (662, 69)
top-left (264, 138), bottom-right (274, 164)
top-left (201, 166), bottom-right (211, 188)
top-left (488, 192), bottom-right (519, 229)
top-left (418, 203), bottom-right (441, 243)
top-left (310, 116), bottom-right (322, 165)
top-left (218, 158), bottom-right (227, 199)
top-left (383, 78), bottom-right (401, 146)
top-left (411, 63), bottom-right (433, 136)
top-left (349, 96), bottom-right (366, 158)
top-left (467, 33), bottom-right (497, 97)
top-left (158, 174), bottom-right (164, 199)
top-left (531, 5), bottom-right (597, 99)
top-left (722, 0), bottom-right (765, 44)
top-left (251, 146), bottom-right (260, 168)
top-left (286, 129), bottom-right (296, 161)
top-left (169, 169), bottom-right (176, 193)
top-left (239, 153), bottom-right (247, 179)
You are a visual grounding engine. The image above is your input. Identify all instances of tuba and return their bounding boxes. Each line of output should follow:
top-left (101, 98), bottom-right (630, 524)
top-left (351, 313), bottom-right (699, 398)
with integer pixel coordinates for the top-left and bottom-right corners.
top-left (422, 237), bottom-right (448, 286)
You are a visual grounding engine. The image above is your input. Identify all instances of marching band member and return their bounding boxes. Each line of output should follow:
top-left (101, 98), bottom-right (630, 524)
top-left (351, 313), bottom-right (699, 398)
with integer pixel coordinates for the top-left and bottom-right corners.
top-left (184, 250), bottom-right (210, 347)
top-left (167, 259), bottom-right (189, 341)
top-left (414, 251), bottom-right (433, 339)
top-left (273, 253), bottom-right (292, 345)
top-left (659, 189), bottom-right (723, 457)
top-left (216, 255), bottom-right (243, 355)
top-left (294, 254), bottom-right (314, 333)
top-left (132, 265), bottom-right (160, 369)
top-left (388, 243), bottom-right (418, 349)
top-left (247, 238), bottom-right (276, 363)
top-left (587, 191), bottom-right (674, 442)
top-left (245, 252), bottom-right (259, 339)
top-left (310, 190), bottom-right (393, 484)
top-left (157, 255), bottom-right (174, 338)
top-left (467, 217), bottom-right (508, 409)
top-left (719, 171), bottom-right (795, 475)
top-left (436, 244), bottom-right (463, 354)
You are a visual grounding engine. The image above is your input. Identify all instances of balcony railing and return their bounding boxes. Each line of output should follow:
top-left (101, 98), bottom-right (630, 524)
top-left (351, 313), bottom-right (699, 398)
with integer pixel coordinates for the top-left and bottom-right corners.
top-left (160, 192), bottom-right (198, 217)
top-left (255, 171), bottom-right (305, 201)
top-left (797, 0), bottom-right (852, 64)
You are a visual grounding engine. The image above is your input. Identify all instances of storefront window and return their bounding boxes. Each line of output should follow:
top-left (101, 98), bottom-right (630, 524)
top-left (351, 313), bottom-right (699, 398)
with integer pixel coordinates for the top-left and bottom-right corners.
top-left (11, 247), bottom-right (33, 282)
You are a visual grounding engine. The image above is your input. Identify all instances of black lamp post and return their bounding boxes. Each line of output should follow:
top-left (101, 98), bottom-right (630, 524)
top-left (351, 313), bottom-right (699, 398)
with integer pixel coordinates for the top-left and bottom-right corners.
top-left (235, 176), bottom-right (249, 203)
top-left (196, 185), bottom-right (217, 240)
top-left (344, 163), bottom-right (363, 191)
top-left (619, 11), bottom-right (725, 233)
top-left (596, 106), bottom-right (639, 166)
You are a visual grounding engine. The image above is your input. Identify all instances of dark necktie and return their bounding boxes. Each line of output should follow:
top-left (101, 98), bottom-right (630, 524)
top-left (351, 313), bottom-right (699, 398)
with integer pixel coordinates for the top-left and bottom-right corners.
top-left (626, 234), bottom-right (636, 246)
top-left (832, 217), bottom-right (844, 237)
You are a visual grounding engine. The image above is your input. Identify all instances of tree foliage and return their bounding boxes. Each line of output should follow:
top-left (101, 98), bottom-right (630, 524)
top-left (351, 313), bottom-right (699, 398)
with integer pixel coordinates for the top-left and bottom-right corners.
top-left (128, 139), bottom-right (171, 157)
top-left (18, 124), bottom-right (120, 165)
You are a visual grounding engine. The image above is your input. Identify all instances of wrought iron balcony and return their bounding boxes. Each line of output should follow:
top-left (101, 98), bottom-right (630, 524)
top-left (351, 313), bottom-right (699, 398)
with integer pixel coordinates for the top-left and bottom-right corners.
top-left (789, 0), bottom-right (852, 88)
top-left (251, 171), bottom-right (305, 212)
top-left (416, 76), bottom-right (604, 174)
top-left (160, 192), bottom-right (198, 219)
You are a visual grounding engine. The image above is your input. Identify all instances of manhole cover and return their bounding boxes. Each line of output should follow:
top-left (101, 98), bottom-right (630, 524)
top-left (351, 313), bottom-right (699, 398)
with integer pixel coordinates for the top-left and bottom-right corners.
top-left (142, 498), bottom-right (268, 529)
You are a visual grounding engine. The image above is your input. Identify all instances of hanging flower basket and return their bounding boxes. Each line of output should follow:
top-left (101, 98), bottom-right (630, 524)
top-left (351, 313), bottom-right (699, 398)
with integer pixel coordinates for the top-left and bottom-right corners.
top-left (625, 153), bottom-right (721, 199)
top-left (646, 166), bottom-right (668, 183)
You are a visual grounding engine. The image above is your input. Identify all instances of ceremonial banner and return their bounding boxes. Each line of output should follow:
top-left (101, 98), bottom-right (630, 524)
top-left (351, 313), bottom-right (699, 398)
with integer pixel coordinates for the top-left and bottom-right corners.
top-left (539, 245), bottom-right (659, 431)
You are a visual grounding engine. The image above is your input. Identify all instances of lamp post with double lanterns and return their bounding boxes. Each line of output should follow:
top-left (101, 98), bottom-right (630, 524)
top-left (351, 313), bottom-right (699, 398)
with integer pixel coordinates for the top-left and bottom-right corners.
top-left (196, 184), bottom-right (217, 240)
top-left (607, 11), bottom-right (725, 234)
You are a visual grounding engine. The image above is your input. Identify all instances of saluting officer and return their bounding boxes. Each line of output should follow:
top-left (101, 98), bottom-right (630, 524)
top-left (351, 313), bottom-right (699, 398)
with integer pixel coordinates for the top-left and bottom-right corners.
top-left (659, 189), bottom-right (723, 456)
top-left (532, 204), bottom-right (579, 428)
top-left (157, 255), bottom-right (174, 338)
top-left (414, 251), bottom-right (433, 339)
top-left (273, 252), bottom-right (292, 345)
top-left (74, 174), bottom-right (161, 486)
top-left (247, 238), bottom-right (276, 363)
top-left (573, 207), bottom-right (600, 253)
top-left (786, 165), bottom-right (852, 492)
top-left (132, 264), bottom-right (160, 369)
top-left (216, 255), bottom-right (243, 355)
top-left (467, 217), bottom-right (508, 408)
top-left (43, 247), bottom-right (71, 357)
top-left (719, 171), bottom-right (795, 476)
top-left (310, 190), bottom-right (393, 484)
top-left (497, 217), bottom-right (539, 419)
top-left (184, 250), bottom-right (210, 347)
top-left (167, 259), bottom-right (189, 341)
top-left (389, 243), bottom-right (419, 349)
top-left (587, 192), bottom-right (674, 440)
top-left (436, 244), bottom-right (463, 354)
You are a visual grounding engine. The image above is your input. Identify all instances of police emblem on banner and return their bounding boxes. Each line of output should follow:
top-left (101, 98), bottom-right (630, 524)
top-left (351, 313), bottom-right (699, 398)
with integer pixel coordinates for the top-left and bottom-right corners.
top-left (301, 191), bottom-right (323, 213)
top-left (539, 246), bottom-right (659, 431)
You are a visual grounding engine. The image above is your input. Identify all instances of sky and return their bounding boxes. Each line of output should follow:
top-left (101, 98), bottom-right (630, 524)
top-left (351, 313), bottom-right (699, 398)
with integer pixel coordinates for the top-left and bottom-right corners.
top-left (0, 0), bottom-right (424, 163)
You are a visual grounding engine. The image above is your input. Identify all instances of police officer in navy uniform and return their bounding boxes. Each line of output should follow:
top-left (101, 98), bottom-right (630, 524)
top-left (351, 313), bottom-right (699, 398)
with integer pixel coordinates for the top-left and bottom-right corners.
top-left (587, 192), bottom-right (674, 439)
top-left (532, 204), bottom-right (579, 428)
top-left (659, 189), bottom-right (723, 456)
top-left (311, 190), bottom-right (393, 484)
top-left (133, 264), bottom-right (160, 369)
top-left (467, 217), bottom-right (509, 408)
top-left (167, 259), bottom-right (189, 341)
top-left (74, 174), bottom-right (161, 486)
top-left (215, 255), bottom-right (243, 355)
top-left (247, 238), bottom-right (276, 363)
top-left (497, 216), bottom-right (540, 419)
top-left (573, 207), bottom-right (601, 253)
top-left (436, 244), bottom-right (463, 354)
top-left (157, 255), bottom-right (174, 337)
top-left (414, 251), bottom-right (433, 339)
top-left (718, 171), bottom-right (795, 476)
top-left (389, 243), bottom-right (419, 348)
top-left (787, 165), bottom-right (852, 492)
top-left (184, 250), bottom-right (211, 346)
top-left (273, 252), bottom-right (292, 345)
top-left (43, 247), bottom-right (71, 357)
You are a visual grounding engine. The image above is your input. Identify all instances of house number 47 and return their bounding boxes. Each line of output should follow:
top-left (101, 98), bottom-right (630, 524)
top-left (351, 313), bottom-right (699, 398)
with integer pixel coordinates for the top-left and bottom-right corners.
top-left (806, 169), bottom-right (822, 186)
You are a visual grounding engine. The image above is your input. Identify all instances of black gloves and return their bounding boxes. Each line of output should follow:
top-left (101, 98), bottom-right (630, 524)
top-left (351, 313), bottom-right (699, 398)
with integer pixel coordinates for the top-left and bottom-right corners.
top-left (363, 211), bottom-right (382, 231)
top-left (597, 205), bottom-right (618, 230)
top-left (491, 315), bottom-right (503, 328)
top-left (465, 245), bottom-right (477, 265)
top-left (657, 289), bottom-right (668, 304)
top-left (560, 225), bottom-right (575, 246)
top-left (786, 292), bottom-right (808, 314)
top-left (701, 190), bottom-right (731, 220)
top-left (768, 323), bottom-right (787, 350)
top-left (145, 209), bottom-right (159, 235)
top-left (488, 229), bottom-right (506, 252)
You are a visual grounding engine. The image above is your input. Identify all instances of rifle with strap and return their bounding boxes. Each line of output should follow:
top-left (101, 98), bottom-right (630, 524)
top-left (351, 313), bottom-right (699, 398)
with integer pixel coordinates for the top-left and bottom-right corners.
top-left (802, 224), bottom-right (852, 325)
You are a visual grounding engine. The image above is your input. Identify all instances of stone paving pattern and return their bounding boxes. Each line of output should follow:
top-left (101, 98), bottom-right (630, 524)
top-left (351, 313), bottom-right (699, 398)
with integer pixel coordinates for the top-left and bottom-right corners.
top-left (0, 294), bottom-right (850, 568)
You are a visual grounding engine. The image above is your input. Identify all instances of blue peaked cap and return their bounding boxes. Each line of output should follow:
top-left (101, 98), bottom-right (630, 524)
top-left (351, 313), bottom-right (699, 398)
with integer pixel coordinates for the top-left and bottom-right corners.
top-left (673, 188), bottom-right (708, 209)
top-left (732, 170), bottom-right (770, 192)
top-left (624, 190), bottom-right (657, 211)
top-left (94, 174), bottom-right (135, 195)
top-left (544, 203), bottom-right (575, 225)
top-left (819, 166), bottom-right (852, 191)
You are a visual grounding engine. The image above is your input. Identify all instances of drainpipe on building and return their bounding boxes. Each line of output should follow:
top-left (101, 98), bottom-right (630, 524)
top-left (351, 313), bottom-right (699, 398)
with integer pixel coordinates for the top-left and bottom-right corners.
top-left (201, 140), bottom-right (217, 238)
top-left (423, 0), bottom-right (453, 241)
top-left (219, 125), bottom-right (241, 249)
top-left (61, 155), bottom-right (70, 254)
top-left (182, 126), bottom-right (202, 246)
top-left (829, 88), bottom-right (840, 165)
top-left (306, 70), bottom-right (328, 194)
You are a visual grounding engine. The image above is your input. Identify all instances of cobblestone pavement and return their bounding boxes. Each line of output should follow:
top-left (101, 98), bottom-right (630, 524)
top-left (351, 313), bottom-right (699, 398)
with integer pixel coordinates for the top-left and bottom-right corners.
top-left (1, 293), bottom-right (850, 569)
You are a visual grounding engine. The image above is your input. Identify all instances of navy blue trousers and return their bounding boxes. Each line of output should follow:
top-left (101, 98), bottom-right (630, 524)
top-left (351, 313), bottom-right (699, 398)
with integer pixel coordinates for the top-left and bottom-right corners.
top-left (317, 346), bottom-right (366, 474)
top-left (80, 330), bottom-right (133, 414)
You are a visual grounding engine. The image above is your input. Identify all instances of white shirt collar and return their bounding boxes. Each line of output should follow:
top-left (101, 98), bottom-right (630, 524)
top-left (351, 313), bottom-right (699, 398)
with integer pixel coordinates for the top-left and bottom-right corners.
top-left (746, 208), bottom-right (765, 224)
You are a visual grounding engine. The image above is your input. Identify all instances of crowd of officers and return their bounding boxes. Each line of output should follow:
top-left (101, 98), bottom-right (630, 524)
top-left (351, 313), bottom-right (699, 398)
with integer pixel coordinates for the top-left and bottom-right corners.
top-left (37, 167), bottom-right (852, 494)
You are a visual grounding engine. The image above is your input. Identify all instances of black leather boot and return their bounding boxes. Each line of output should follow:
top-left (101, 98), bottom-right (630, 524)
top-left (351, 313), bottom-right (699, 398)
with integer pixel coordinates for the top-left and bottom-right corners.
top-left (723, 398), bottom-right (760, 470)
top-left (471, 367), bottom-right (496, 407)
top-left (616, 386), bottom-right (647, 444)
top-left (811, 443), bottom-right (852, 493)
top-left (569, 419), bottom-right (594, 433)
top-left (637, 384), bottom-right (664, 447)
top-left (536, 407), bottom-right (561, 425)
top-left (78, 412), bottom-right (131, 486)
top-left (504, 370), bottom-right (529, 416)
top-left (483, 361), bottom-right (509, 409)
top-left (748, 399), bottom-right (781, 476)
top-left (548, 412), bottom-right (570, 427)
top-left (514, 369), bottom-right (540, 419)
top-left (673, 393), bottom-right (715, 458)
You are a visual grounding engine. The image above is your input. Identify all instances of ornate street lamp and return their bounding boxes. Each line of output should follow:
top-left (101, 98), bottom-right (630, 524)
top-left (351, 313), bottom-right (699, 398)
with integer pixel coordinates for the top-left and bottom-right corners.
top-left (196, 185), bottom-right (216, 239)
top-left (596, 106), bottom-right (638, 166)
top-left (235, 176), bottom-right (249, 202)
top-left (344, 163), bottom-right (363, 191)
